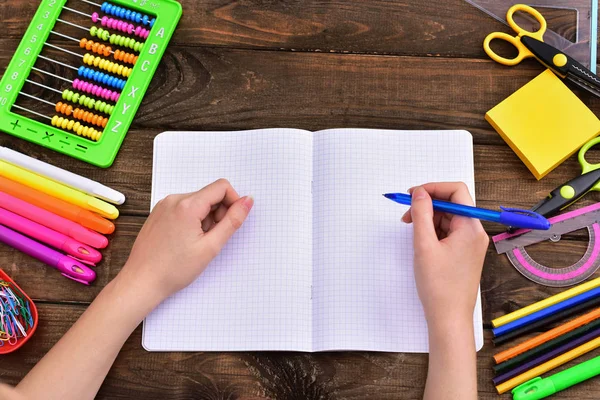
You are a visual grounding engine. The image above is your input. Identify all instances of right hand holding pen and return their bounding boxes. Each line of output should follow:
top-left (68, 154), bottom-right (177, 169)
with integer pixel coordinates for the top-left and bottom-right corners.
top-left (402, 182), bottom-right (488, 329)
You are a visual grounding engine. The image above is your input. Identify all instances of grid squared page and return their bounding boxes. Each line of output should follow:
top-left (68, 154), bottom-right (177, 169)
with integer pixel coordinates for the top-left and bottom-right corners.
top-left (312, 129), bottom-right (483, 352)
top-left (143, 130), bottom-right (313, 351)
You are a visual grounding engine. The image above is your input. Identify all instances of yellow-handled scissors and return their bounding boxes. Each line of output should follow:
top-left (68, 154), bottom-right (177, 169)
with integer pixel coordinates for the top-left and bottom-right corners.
top-left (484, 4), bottom-right (547, 66)
top-left (530, 138), bottom-right (600, 217)
top-left (483, 4), bottom-right (600, 98)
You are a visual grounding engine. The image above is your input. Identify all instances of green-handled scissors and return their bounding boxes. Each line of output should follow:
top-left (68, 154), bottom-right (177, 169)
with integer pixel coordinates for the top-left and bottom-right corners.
top-left (530, 138), bottom-right (600, 217)
top-left (484, 4), bottom-right (600, 98)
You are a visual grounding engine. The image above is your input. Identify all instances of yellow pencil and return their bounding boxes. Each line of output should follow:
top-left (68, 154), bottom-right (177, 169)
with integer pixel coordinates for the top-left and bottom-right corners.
top-left (0, 160), bottom-right (118, 219)
top-left (496, 336), bottom-right (600, 394)
top-left (492, 277), bottom-right (600, 328)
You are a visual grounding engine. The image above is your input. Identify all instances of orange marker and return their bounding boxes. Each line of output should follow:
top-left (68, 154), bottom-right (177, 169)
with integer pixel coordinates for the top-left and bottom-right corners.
top-left (494, 307), bottom-right (600, 364)
top-left (0, 176), bottom-right (114, 234)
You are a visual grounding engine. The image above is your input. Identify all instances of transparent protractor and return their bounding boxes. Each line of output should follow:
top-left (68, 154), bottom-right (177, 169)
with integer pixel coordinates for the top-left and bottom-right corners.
top-left (506, 224), bottom-right (600, 287)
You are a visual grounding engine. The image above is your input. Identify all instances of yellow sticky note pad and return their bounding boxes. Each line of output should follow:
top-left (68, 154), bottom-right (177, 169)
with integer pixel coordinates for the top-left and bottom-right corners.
top-left (486, 69), bottom-right (600, 179)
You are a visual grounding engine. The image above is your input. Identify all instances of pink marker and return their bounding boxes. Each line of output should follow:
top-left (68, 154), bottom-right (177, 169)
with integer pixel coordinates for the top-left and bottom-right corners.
top-left (0, 207), bottom-right (102, 264)
top-left (0, 224), bottom-right (96, 285)
top-left (0, 191), bottom-right (108, 249)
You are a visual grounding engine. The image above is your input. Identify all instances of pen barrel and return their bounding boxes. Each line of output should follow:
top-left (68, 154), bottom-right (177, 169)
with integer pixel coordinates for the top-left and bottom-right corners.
top-left (0, 191), bottom-right (108, 249)
top-left (0, 176), bottom-right (115, 234)
top-left (0, 146), bottom-right (125, 204)
top-left (430, 199), bottom-right (501, 222)
top-left (0, 224), bottom-right (61, 266)
top-left (65, 224), bottom-right (108, 249)
top-left (0, 160), bottom-right (119, 219)
top-left (552, 355), bottom-right (600, 391)
top-left (0, 206), bottom-right (66, 249)
top-left (0, 146), bottom-right (125, 205)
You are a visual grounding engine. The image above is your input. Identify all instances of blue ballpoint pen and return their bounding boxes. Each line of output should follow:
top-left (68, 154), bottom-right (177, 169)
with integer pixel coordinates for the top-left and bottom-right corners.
top-left (383, 193), bottom-right (551, 230)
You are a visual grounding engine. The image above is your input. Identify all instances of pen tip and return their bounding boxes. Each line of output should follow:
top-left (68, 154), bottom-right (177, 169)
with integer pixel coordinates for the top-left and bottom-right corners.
top-left (383, 193), bottom-right (392, 198)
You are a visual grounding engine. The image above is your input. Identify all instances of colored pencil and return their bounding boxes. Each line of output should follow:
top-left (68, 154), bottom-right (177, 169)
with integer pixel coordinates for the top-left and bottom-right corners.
top-left (492, 277), bottom-right (600, 328)
top-left (493, 287), bottom-right (600, 337)
top-left (495, 334), bottom-right (600, 394)
top-left (494, 318), bottom-right (600, 376)
top-left (494, 307), bottom-right (600, 363)
top-left (493, 295), bottom-right (600, 345)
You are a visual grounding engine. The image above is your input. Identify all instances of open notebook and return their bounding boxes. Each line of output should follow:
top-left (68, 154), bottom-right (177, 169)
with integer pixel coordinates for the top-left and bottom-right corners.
top-left (143, 129), bottom-right (484, 352)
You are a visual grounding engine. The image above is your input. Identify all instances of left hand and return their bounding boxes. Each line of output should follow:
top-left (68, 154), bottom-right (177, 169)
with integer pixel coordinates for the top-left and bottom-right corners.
top-left (118, 179), bottom-right (254, 303)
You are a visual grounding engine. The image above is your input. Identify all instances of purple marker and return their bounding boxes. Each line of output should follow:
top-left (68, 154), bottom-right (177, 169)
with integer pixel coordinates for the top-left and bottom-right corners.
top-left (0, 224), bottom-right (96, 285)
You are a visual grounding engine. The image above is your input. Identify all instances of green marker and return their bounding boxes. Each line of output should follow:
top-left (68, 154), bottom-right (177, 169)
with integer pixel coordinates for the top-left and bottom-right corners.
top-left (512, 355), bottom-right (600, 399)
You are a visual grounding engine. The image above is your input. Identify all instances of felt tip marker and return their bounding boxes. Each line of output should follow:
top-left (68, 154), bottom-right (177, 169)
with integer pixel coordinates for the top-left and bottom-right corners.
top-left (512, 355), bottom-right (600, 399)
top-left (0, 146), bottom-right (125, 204)
top-left (0, 224), bottom-right (96, 285)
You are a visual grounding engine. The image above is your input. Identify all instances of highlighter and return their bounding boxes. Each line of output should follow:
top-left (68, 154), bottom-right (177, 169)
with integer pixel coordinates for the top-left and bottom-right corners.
top-left (0, 191), bottom-right (108, 249)
top-left (0, 224), bottom-right (96, 285)
top-left (0, 160), bottom-right (118, 219)
top-left (512, 355), bottom-right (600, 399)
top-left (0, 207), bottom-right (102, 264)
top-left (0, 176), bottom-right (115, 234)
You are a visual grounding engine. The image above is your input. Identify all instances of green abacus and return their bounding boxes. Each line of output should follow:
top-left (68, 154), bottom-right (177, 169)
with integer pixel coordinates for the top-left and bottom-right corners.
top-left (0, 0), bottom-right (182, 168)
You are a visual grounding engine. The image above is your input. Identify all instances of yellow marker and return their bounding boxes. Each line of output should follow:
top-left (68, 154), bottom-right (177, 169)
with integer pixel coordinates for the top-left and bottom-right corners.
top-left (0, 160), bottom-right (118, 219)
top-left (492, 276), bottom-right (600, 328)
top-left (496, 336), bottom-right (600, 394)
top-left (486, 70), bottom-right (600, 180)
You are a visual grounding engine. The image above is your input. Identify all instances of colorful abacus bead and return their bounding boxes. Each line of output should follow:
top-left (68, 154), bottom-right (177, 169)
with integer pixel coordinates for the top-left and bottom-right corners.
top-left (62, 89), bottom-right (115, 116)
top-left (79, 38), bottom-right (111, 57)
top-left (55, 102), bottom-right (73, 117)
top-left (72, 108), bottom-right (109, 128)
top-left (90, 26), bottom-right (144, 52)
top-left (78, 67), bottom-right (127, 90)
top-left (82, 53), bottom-right (132, 78)
top-left (73, 79), bottom-right (120, 102)
top-left (51, 116), bottom-right (103, 141)
top-left (101, 2), bottom-right (156, 27)
top-left (91, 13), bottom-right (150, 39)
top-left (113, 49), bottom-right (138, 65)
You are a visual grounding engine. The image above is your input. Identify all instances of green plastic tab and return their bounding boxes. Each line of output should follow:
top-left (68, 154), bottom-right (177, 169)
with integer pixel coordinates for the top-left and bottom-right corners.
top-left (559, 185), bottom-right (576, 199)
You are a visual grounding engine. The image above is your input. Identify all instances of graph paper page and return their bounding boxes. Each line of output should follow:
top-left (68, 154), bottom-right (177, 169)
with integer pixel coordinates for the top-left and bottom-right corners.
top-left (144, 130), bottom-right (313, 351)
top-left (312, 129), bottom-right (484, 352)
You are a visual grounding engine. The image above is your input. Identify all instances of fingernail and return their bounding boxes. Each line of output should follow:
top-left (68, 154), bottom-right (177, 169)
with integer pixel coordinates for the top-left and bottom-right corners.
top-left (413, 187), bottom-right (427, 200)
top-left (241, 195), bottom-right (254, 211)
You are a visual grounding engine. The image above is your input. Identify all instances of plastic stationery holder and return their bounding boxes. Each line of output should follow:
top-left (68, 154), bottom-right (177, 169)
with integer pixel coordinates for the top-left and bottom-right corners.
top-left (0, 269), bottom-right (39, 354)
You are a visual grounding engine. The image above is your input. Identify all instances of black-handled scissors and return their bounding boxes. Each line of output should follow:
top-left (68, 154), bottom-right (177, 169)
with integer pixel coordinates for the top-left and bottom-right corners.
top-left (531, 138), bottom-right (600, 217)
top-left (484, 4), bottom-right (600, 98)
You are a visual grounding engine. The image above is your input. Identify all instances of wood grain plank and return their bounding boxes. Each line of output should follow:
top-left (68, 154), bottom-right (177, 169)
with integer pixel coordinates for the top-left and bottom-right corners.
top-left (3, 304), bottom-right (600, 399)
top-left (0, 40), bottom-right (547, 137)
top-left (0, 42), bottom-right (598, 215)
top-left (1, 40), bottom-right (596, 154)
top-left (0, 0), bottom-right (585, 60)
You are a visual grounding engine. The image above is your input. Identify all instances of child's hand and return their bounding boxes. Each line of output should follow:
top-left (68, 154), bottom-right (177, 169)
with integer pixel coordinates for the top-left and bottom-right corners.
top-left (118, 179), bottom-right (254, 303)
top-left (402, 183), bottom-right (488, 330)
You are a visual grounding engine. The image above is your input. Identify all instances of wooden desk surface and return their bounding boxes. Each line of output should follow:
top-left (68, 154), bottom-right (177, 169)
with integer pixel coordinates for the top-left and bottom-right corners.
top-left (1, 1), bottom-right (600, 398)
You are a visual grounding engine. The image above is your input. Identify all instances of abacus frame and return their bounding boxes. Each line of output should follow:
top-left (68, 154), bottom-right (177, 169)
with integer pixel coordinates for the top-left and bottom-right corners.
top-left (0, 0), bottom-right (181, 168)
